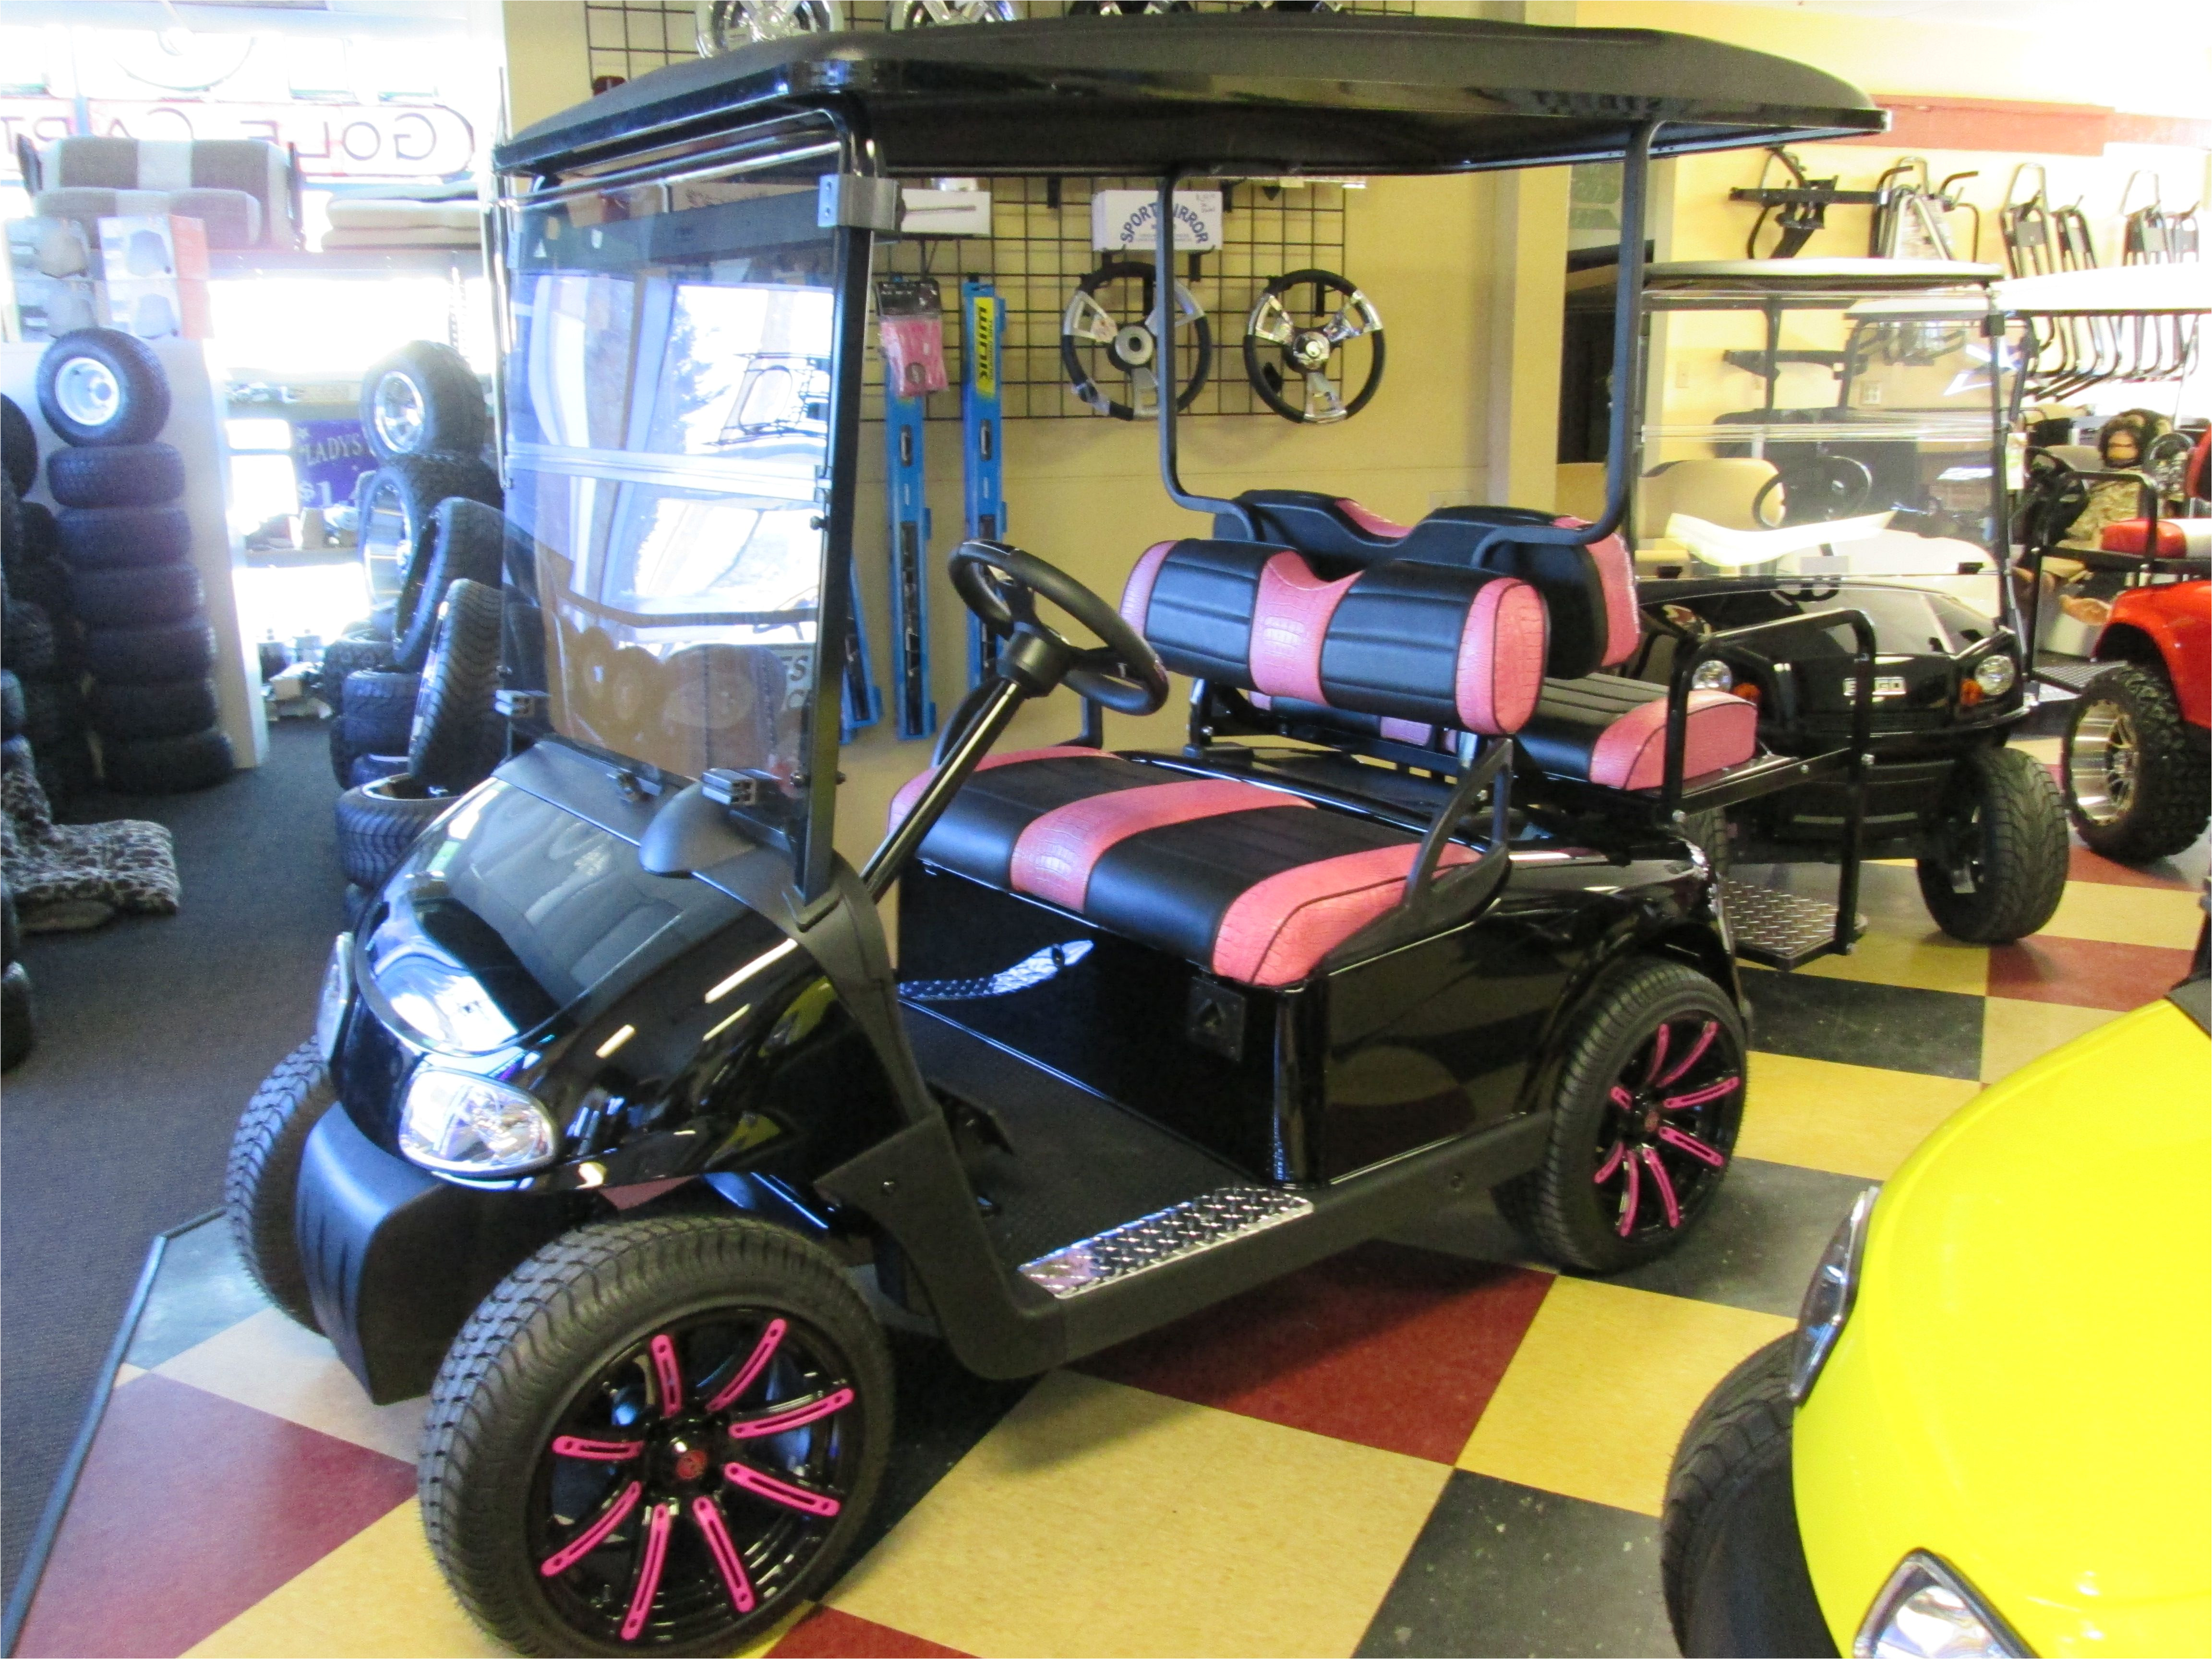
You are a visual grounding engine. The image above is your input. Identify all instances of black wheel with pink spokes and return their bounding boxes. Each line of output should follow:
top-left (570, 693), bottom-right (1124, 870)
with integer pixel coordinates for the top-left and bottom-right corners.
top-left (421, 1215), bottom-right (892, 1658)
top-left (1495, 957), bottom-right (1746, 1273)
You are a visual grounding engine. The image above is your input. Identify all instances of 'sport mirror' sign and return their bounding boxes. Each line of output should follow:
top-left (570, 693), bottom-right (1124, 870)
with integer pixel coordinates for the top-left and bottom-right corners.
top-left (1090, 190), bottom-right (1223, 253)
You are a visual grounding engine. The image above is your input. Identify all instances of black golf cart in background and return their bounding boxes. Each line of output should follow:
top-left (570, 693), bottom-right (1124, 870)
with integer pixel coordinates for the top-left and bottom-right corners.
top-left (222, 15), bottom-right (1890, 1655)
top-left (1623, 261), bottom-right (2068, 949)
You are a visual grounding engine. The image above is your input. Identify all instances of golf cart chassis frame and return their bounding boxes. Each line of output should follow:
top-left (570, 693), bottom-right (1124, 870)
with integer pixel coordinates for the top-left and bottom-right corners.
top-left (305, 96), bottom-right (1852, 1403)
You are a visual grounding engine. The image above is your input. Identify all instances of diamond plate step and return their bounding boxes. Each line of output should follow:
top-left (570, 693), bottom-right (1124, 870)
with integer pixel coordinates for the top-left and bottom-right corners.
top-left (1019, 1186), bottom-right (1314, 1299)
top-left (1722, 878), bottom-right (1864, 971)
top-left (2032, 659), bottom-right (2104, 693)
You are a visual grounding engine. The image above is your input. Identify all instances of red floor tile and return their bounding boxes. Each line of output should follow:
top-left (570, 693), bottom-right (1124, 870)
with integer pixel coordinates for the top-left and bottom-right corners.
top-left (14, 1375), bottom-right (416, 1659)
top-left (1078, 1241), bottom-right (1554, 1463)
top-left (2066, 844), bottom-right (2200, 890)
top-left (1987, 933), bottom-right (2199, 1011)
top-left (770, 1606), bottom-right (972, 1658)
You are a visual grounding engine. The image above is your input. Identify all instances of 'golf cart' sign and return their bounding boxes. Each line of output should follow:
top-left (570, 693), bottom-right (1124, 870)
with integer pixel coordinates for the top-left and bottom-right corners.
top-left (1091, 189), bottom-right (1223, 252)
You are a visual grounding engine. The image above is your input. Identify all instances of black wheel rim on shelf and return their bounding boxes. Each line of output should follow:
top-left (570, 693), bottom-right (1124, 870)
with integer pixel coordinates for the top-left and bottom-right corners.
top-left (1062, 260), bottom-right (1212, 421)
top-left (1243, 267), bottom-right (1384, 424)
top-left (527, 1305), bottom-right (865, 1649)
top-left (1591, 1013), bottom-right (1741, 1242)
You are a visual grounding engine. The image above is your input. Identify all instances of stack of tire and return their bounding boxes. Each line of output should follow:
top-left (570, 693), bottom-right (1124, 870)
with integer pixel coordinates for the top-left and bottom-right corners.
top-left (2, 675), bottom-right (33, 1070)
top-left (334, 576), bottom-right (508, 923)
top-left (36, 329), bottom-right (232, 793)
top-left (326, 341), bottom-right (500, 791)
top-left (3, 399), bottom-right (96, 803)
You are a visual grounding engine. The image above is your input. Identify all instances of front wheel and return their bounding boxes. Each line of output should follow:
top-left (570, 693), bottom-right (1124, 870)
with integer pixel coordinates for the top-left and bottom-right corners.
top-left (421, 1214), bottom-right (893, 1658)
top-left (2063, 663), bottom-right (2211, 864)
top-left (1661, 1336), bottom-right (1838, 1658)
top-left (1494, 957), bottom-right (1745, 1274)
top-left (1915, 745), bottom-right (2068, 943)
top-left (224, 1041), bottom-right (333, 1330)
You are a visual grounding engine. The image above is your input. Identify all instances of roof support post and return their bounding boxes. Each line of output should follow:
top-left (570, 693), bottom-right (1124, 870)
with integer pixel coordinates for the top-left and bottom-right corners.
top-left (1154, 169), bottom-right (1248, 532)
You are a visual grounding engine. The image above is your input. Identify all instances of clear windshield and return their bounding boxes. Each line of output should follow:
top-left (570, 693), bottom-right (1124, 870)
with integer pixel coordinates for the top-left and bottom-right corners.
top-left (1638, 287), bottom-right (2009, 611)
top-left (501, 145), bottom-right (842, 815)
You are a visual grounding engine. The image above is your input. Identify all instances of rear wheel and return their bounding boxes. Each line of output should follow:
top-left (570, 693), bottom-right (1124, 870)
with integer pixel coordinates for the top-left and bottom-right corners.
top-left (1916, 745), bottom-right (2068, 942)
top-left (2063, 663), bottom-right (2211, 864)
top-left (421, 1214), bottom-right (892, 1658)
top-left (1661, 1335), bottom-right (1838, 1659)
top-left (1495, 956), bottom-right (1744, 1273)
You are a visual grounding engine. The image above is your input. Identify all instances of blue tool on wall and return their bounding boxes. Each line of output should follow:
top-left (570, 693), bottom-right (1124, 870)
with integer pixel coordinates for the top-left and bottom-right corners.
top-left (961, 276), bottom-right (1006, 685)
top-left (885, 386), bottom-right (937, 739)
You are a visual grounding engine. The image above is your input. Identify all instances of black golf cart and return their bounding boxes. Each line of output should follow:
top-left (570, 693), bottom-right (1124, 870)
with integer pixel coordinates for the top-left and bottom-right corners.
top-left (224, 15), bottom-right (1890, 1656)
top-left (1625, 261), bottom-right (2068, 947)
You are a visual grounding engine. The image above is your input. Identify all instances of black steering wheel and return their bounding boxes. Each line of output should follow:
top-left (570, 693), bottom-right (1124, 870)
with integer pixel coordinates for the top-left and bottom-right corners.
top-left (1752, 454), bottom-right (1876, 527)
top-left (949, 541), bottom-right (1170, 716)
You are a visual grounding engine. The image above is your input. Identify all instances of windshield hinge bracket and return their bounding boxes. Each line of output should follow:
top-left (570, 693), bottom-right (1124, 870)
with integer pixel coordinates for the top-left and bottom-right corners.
top-left (818, 174), bottom-right (901, 233)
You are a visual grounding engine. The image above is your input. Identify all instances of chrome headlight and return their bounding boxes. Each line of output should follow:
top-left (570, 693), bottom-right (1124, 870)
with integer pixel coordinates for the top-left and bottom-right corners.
top-left (315, 933), bottom-right (353, 1065)
top-left (1855, 1552), bottom-right (2028, 1659)
top-left (1972, 654), bottom-right (2017, 697)
top-left (1691, 656), bottom-right (1734, 691)
top-left (399, 1069), bottom-right (560, 1176)
top-left (1789, 1184), bottom-right (1877, 1403)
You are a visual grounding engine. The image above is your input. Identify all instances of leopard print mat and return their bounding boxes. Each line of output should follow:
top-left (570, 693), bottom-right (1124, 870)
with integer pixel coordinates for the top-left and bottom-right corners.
top-left (2, 752), bottom-right (181, 926)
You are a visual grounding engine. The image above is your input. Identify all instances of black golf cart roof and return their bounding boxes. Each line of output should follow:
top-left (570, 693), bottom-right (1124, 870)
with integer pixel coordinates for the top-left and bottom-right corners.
top-left (496, 12), bottom-right (1884, 179)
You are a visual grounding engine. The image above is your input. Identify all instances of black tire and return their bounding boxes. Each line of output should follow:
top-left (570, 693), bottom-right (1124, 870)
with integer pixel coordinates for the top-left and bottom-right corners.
top-left (349, 751), bottom-right (409, 789)
top-left (1, 395), bottom-right (36, 495)
top-left (334, 772), bottom-right (449, 888)
top-left (36, 327), bottom-right (171, 447)
top-left (225, 1041), bottom-right (333, 1331)
top-left (0, 671), bottom-right (21, 739)
top-left (16, 498), bottom-right (58, 563)
top-left (88, 676), bottom-right (218, 741)
top-left (393, 498), bottom-right (509, 673)
top-left (333, 670), bottom-right (422, 783)
top-left (316, 637), bottom-right (391, 709)
top-left (9, 551), bottom-right (74, 625)
top-left (84, 617), bottom-right (216, 684)
top-left (361, 341), bottom-right (487, 464)
top-left (101, 727), bottom-right (233, 793)
top-left (1, 477), bottom-right (20, 579)
top-left (1494, 956), bottom-right (1746, 1274)
top-left (1, 961), bottom-right (32, 1073)
top-left (54, 504), bottom-right (192, 569)
top-left (4, 600), bottom-right (57, 677)
top-left (1, 735), bottom-right (33, 776)
top-left (1916, 745), bottom-right (2069, 944)
top-left (20, 678), bottom-right (84, 750)
top-left (2062, 663), bottom-right (2212, 864)
top-left (409, 578), bottom-right (506, 791)
top-left (358, 456), bottom-right (501, 633)
top-left (2, 884), bottom-right (18, 966)
top-left (1661, 1335), bottom-right (1838, 1659)
top-left (47, 443), bottom-right (185, 509)
top-left (420, 1214), bottom-right (894, 1659)
top-left (69, 561), bottom-right (203, 628)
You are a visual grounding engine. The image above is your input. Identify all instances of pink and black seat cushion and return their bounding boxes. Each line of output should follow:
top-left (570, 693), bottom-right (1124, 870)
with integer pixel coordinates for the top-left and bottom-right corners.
top-left (889, 748), bottom-right (1474, 989)
top-left (1219, 489), bottom-right (1639, 680)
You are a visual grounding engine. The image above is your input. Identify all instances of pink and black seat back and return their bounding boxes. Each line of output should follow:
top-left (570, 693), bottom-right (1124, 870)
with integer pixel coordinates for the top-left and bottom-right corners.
top-left (1120, 540), bottom-right (1548, 738)
top-left (1218, 488), bottom-right (1636, 680)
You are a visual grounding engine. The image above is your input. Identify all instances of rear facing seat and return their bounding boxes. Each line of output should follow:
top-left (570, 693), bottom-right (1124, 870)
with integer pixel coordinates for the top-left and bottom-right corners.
top-left (891, 541), bottom-right (1543, 987)
top-left (1219, 488), bottom-right (1755, 788)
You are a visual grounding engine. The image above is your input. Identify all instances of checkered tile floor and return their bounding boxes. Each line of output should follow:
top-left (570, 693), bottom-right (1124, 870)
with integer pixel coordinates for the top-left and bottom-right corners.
top-left (13, 736), bottom-right (2204, 1659)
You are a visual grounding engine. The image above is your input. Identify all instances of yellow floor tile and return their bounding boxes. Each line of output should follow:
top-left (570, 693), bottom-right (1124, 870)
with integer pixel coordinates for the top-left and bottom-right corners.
top-left (1794, 925), bottom-right (1989, 997)
top-left (1735, 1051), bottom-right (1980, 1181)
top-left (155, 1306), bottom-right (426, 1462)
top-left (1980, 997), bottom-right (2123, 1084)
top-left (2041, 881), bottom-right (2207, 950)
top-left (2013, 735), bottom-right (2061, 764)
top-left (185, 1501), bottom-right (503, 1659)
top-left (1456, 1278), bottom-right (1791, 1517)
top-left (829, 1369), bottom-right (1449, 1658)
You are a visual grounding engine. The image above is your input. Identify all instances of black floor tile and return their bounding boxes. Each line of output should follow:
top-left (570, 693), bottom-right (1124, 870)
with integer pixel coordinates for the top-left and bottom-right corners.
top-left (1357, 1470), bottom-right (1675, 1659)
top-left (122, 1218), bottom-right (272, 1371)
top-left (1603, 1158), bottom-right (1873, 1319)
top-left (1743, 970), bottom-right (1982, 1079)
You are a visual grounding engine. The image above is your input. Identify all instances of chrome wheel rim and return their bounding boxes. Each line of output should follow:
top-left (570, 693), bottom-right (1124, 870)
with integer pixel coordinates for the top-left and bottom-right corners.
top-left (53, 357), bottom-right (120, 429)
top-left (2069, 700), bottom-right (2138, 826)
top-left (372, 373), bottom-right (427, 456)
